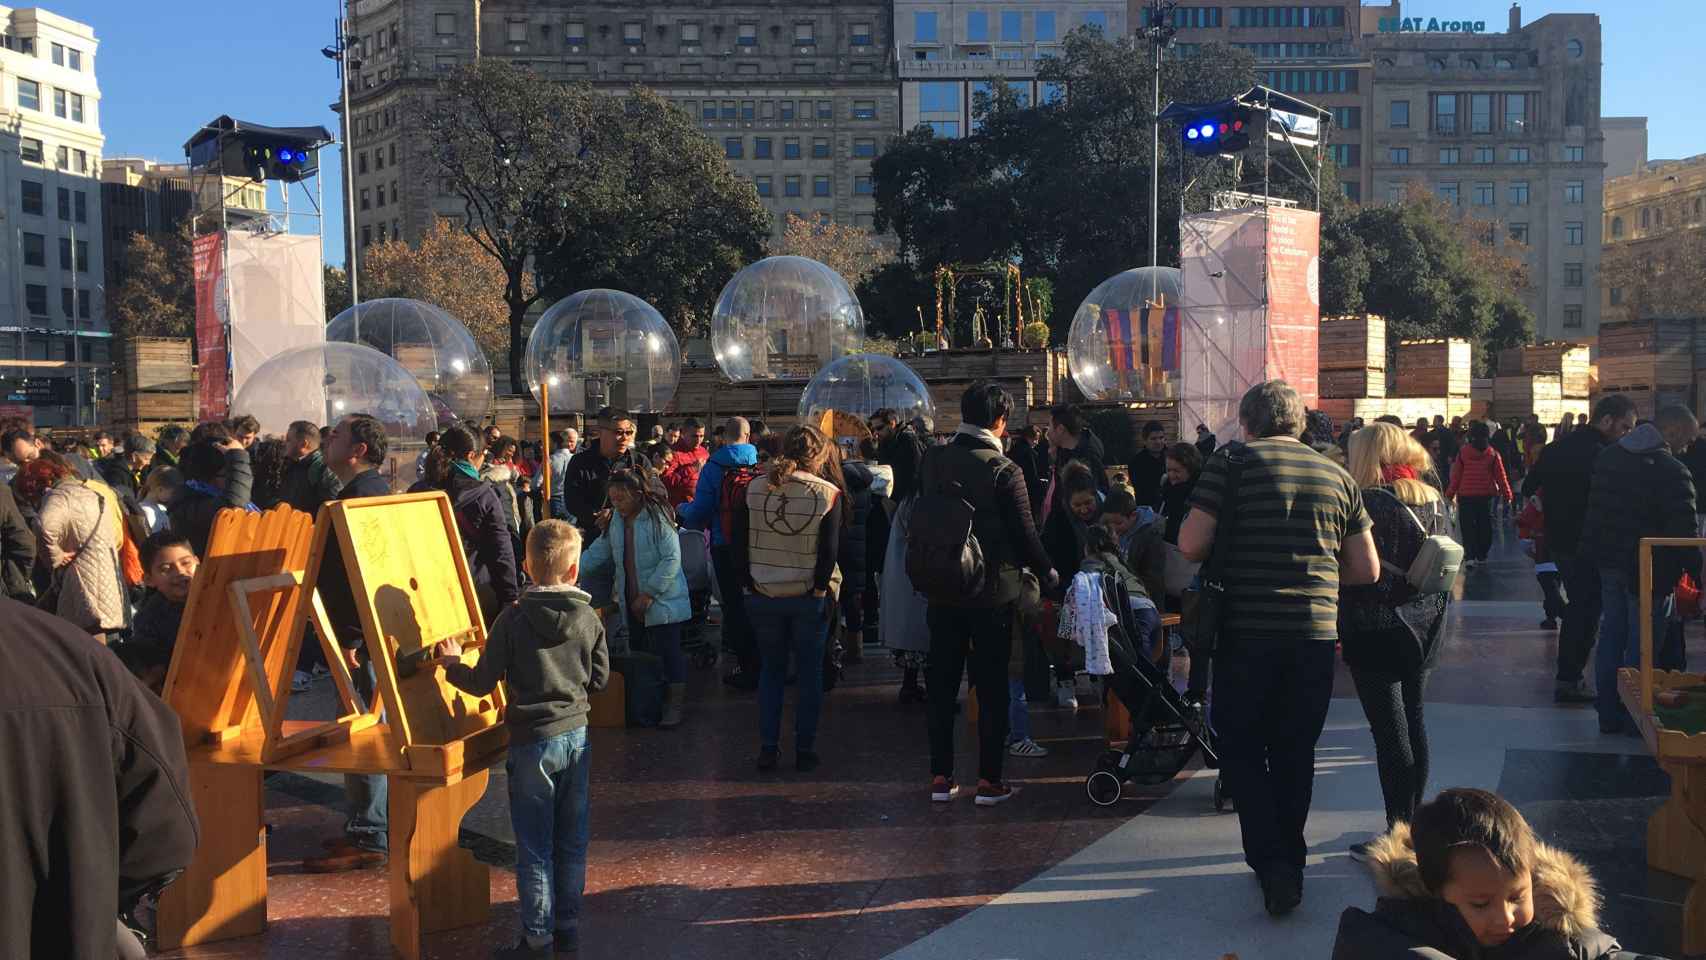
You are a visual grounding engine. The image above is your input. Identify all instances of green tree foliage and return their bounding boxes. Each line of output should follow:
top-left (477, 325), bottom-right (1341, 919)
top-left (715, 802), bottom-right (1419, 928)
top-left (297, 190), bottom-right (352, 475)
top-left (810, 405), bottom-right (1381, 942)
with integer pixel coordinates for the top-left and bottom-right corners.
top-left (324, 265), bottom-right (351, 322)
top-left (109, 223), bottom-right (194, 340)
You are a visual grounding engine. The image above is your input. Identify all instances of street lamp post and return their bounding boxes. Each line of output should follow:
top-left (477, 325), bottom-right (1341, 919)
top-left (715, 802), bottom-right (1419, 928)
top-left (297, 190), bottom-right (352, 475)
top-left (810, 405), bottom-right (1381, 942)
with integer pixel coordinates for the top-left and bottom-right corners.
top-left (323, 5), bottom-right (362, 334)
top-left (1139, 1), bottom-right (1179, 306)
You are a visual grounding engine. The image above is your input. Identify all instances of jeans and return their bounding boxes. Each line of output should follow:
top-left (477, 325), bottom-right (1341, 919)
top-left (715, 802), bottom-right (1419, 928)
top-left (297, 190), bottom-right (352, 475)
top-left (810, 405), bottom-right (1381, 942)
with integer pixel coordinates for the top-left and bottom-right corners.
top-left (1007, 679), bottom-right (1030, 744)
top-left (750, 594), bottom-right (828, 751)
top-left (345, 658), bottom-right (388, 851)
top-left (1349, 666), bottom-right (1431, 829)
top-left (926, 603), bottom-right (1014, 784)
top-left (1212, 640), bottom-right (1335, 873)
top-left (712, 546), bottom-right (758, 674)
top-left (1553, 550), bottom-right (1601, 685)
top-left (1459, 495), bottom-right (1494, 562)
top-left (631, 618), bottom-right (687, 684)
top-left (1596, 568), bottom-right (1673, 729)
top-left (508, 727), bottom-right (591, 941)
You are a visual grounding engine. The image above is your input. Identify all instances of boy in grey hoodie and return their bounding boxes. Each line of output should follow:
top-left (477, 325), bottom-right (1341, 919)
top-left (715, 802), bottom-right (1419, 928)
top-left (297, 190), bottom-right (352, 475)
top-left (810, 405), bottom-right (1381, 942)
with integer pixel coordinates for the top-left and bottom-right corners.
top-left (437, 519), bottom-right (610, 958)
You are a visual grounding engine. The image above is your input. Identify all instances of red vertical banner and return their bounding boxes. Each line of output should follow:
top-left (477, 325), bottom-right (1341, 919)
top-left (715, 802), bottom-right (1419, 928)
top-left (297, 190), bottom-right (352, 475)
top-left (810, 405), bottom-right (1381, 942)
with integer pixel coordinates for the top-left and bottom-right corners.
top-left (193, 232), bottom-right (228, 421)
top-left (1264, 207), bottom-right (1321, 408)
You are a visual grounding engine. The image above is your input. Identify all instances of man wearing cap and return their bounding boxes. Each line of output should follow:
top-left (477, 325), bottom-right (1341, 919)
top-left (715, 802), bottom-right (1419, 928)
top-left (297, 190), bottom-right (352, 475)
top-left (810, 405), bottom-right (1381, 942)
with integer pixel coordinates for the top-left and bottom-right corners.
top-left (97, 433), bottom-right (155, 511)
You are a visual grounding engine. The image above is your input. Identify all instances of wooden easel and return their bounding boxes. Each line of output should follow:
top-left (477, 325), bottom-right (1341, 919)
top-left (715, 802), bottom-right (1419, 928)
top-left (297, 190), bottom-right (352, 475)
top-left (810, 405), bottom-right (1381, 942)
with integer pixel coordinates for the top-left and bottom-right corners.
top-left (156, 493), bottom-right (510, 959)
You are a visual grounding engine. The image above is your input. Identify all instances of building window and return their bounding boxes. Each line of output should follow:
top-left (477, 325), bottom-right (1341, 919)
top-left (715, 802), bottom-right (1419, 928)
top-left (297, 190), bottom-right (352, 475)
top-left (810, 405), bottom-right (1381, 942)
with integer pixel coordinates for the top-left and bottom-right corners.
top-left (851, 174), bottom-right (873, 196)
top-left (1333, 106), bottom-right (1360, 130)
top-left (1036, 11), bottom-right (1057, 41)
top-left (679, 22), bottom-right (700, 45)
top-left (1474, 147), bottom-right (1494, 164)
top-left (1567, 38), bottom-right (1583, 58)
top-left (358, 151), bottom-right (368, 174)
top-left (1389, 100), bottom-right (1408, 129)
top-left (56, 187), bottom-right (68, 220)
top-left (1504, 93), bottom-right (1526, 133)
top-left (1086, 10), bottom-right (1109, 32)
top-left (813, 175), bottom-right (831, 197)
top-left (1472, 182), bottom-right (1494, 205)
top-left (360, 189), bottom-right (370, 210)
top-left (51, 42), bottom-right (63, 65)
top-left (1563, 305), bottom-right (1583, 329)
top-left (784, 175), bottom-right (801, 197)
top-left (360, 225), bottom-right (371, 247)
top-left (966, 11), bottom-right (989, 42)
top-left (779, 101), bottom-right (795, 121)
top-left (24, 285), bottom-right (46, 317)
top-left (1433, 95), bottom-right (1456, 134)
top-left (1495, 57), bottom-right (1513, 70)
top-left (1565, 221), bottom-right (1583, 245)
top-left (812, 137), bottom-right (830, 159)
top-left (755, 137), bottom-right (772, 158)
top-left (435, 13), bottom-right (455, 35)
top-left (20, 180), bottom-right (41, 215)
top-left (17, 78), bottom-right (39, 111)
top-left (506, 19), bottom-right (527, 43)
top-left (61, 287), bottom-right (74, 318)
top-left (622, 22), bottom-right (643, 44)
top-left (741, 100), bottom-right (755, 120)
top-left (927, 121), bottom-right (960, 138)
top-left (1439, 148), bottom-right (1460, 165)
top-left (23, 232), bottom-right (46, 267)
top-left (53, 87), bottom-right (65, 118)
top-left (724, 137), bottom-right (743, 159)
top-left (1565, 180), bottom-right (1583, 204)
top-left (1565, 145), bottom-right (1584, 163)
top-left (1508, 147), bottom-right (1530, 163)
top-left (852, 100), bottom-right (876, 120)
top-left (1436, 181), bottom-right (1459, 204)
top-left (1341, 181), bottom-right (1361, 202)
top-left (1000, 10), bottom-right (1022, 42)
top-left (853, 137), bottom-right (876, 158)
top-left (852, 22), bottom-right (873, 46)
top-left (1329, 144), bottom-right (1357, 167)
top-left (794, 22), bottom-right (815, 45)
top-left (1641, 207), bottom-right (1652, 229)
top-left (74, 191), bottom-right (85, 223)
top-left (1610, 216), bottom-right (1623, 237)
top-left (920, 82), bottom-right (959, 113)
top-left (721, 100), bottom-right (737, 120)
top-left (1388, 147), bottom-right (1409, 165)
top-left (566, 21), bottom-right (585, 44)
top-left (756, 175), bottom-right (773, 197)
top-left (376, 184), bottom-right (387, 207)
top-left (20, 138), bottom-right (42, 163)
top-left (1564, 263), bottom-right (1583, 287)
top-left (55, 145), bottom-right (67, 169)
top-left (1510, 181), bottom-right (1529, 205)
top-left (1470, 94), bottom-right (1492, 134)
top-left (784, 138), bottom-right (800, 159)
top-left (1609, 287), bottom-right (1622, 305)
top-left (915, 11), bottom-right (938, 43)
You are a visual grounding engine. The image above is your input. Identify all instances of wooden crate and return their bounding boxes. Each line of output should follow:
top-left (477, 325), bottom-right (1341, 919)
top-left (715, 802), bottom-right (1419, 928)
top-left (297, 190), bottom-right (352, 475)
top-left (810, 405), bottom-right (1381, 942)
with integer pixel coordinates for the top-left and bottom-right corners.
top-left (1319, 367), bottom-right (1385, 399)
top-left (1317, 397), bottom-right (1386, 423)
top-left (120, 337), bottom-right (195, 392)
top-left (1493, 374), bottom-right (1563, 422)
top-left (1498, 343), bottom-right (1592, 398)
top-left (1598, 385), bottom-right (1692, 421)
top-left (1383, 396), bottom-right (1472, 425)
top-left (900, 349), bottom-right (1072, 406)
top-left (1599, 320), bottom-right (1693, 358)
top-left (1598, 355), bottom-right (1694, 391)
top-left (1393, 339), bottom-right (1471, 398)
top-left (1319, 315), bottom-right (1387, 371)
top-left (117, 392), bottom-right (196, 421)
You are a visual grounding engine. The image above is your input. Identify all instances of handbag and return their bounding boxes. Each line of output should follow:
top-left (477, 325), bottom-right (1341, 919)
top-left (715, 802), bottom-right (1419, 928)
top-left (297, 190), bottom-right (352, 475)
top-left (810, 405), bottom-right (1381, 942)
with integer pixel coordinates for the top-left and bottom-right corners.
top-left (1162, 542), bottom-right (1200, 597)
top-left (1181, 444), bottom-right (1248, 658)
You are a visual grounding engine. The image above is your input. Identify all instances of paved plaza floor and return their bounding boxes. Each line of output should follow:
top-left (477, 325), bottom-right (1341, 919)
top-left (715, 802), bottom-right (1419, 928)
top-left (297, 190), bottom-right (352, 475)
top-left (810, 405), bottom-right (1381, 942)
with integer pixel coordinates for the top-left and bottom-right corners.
top-left (157, 521), bottom-right (1700, 959)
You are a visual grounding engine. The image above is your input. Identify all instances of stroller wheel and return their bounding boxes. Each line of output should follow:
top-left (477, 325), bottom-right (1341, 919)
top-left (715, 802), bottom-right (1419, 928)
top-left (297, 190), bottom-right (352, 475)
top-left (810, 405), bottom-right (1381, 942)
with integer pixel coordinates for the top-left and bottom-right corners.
top-left (1086, 770), bottom-right (1123, 807)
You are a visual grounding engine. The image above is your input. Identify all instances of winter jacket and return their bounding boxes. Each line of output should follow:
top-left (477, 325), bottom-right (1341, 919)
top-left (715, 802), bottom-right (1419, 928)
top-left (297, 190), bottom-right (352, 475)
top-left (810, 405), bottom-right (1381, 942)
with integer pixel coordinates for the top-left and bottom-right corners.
top-left (1122, 511), bottom-right (1169, 604)
top-left (679, 442), bottom-right (759, 546)
top-left (1520, 426), bottom-right (1610, 555)
top-left (580, 506), bottom-right (691, 627)
top-left (0, 599), bottom-right (199, 960)
top-left (1129, 449), bottom-right (1169, 509)
top-left (659, 442), bottom-right (709, 507)
top-left (878, 426), bottom-right (928, 504)
top-left (839, 460), bottom-right (875, 595)
top-left (444, 469), bottom-right (523, 615)
top-left (95, 453), bottom-right (144, 505)
top-left (315, 468), bottom-right (395, 648)
top-left (916, 427), bottom-right (1054, 608)
top-left (1683, 440), bottom-right (1706, 516)
top-left (1332, 822), bottom-right (1637, 960)
top-left (282, 450), bottom-right (342, 516)
top-left (443, 583), bottom-right (610, 745)
top-left (1447, 444), bottom-right (1514, 501)
top-left (563, 447), bottom-right (652, 546)
top-left (1339, 486), bottom-right (1454, 678)
top-left (1160, 475), bottom-right (1195, 544)
top-left (166, 447), bottom-right (253, 557)
top-left (1580, 423), bottom-right (1700, 588)
top-left (38, 478), bottom-right (127, 633)
top-left (0, 481), bottom-right (34, 601)
top-left (121, 590), bottom-right (186, 675)
top-left (1008, 437), bottom-right (1044, 515)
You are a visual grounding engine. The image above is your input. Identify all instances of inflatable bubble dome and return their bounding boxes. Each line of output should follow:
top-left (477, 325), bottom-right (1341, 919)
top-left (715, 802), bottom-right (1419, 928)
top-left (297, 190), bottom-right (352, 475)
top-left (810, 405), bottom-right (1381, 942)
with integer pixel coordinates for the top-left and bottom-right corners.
top-left (525, 289), bottom-right (681, 414)
top-left (711, 256), bottom-right (865, 382)
top-left (1067, 266), bottom-right (1183, 401)
top-left (327, 297), bottom-right (493, 424)
top-left (233, 342), bottom-right (438, 452)
top-left (798, 354), bottom-right (935, 441)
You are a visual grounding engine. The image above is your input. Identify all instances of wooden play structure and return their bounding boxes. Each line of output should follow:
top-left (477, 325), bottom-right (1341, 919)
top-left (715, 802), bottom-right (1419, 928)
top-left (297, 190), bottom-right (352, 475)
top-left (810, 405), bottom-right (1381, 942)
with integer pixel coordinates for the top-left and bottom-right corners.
top-left (155, 493), bottom-right (509, 959)
top-left (1619, 537), bottom-right (1706, 954)
top-left (934, 261), bottom-right (1030, 349)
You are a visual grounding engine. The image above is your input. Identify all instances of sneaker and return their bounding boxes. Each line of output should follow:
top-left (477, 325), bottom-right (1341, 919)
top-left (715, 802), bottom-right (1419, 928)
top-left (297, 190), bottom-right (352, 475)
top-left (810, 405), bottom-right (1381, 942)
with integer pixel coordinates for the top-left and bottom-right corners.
top-left (1053, 679), bottom-right (1079, 710)
top-left (1007, 738), bottom-right (1049, 758)
top-left (1540, 618), bottom-right (1558, 630)
top-left (494, 939), bottom-right (551, 959)
top-left (795, 750), bottom-right (820, 773)
top-left (554, 927), bottom-right (580, 955)
top-left (975, 780), bottom-right (1020, 807)
top-left (1554, 680), bottom-right (1596, 704)
top-left (930, 776), bottom-right (960, 802)
top-left (1348, 841), bottom-right (1374, 864)
top-left (310, 663), bottom-right (331, 679)
top-left (291, 671), bottom-right (312, 694)
top-left (757, 746), bottom-right (779, 770)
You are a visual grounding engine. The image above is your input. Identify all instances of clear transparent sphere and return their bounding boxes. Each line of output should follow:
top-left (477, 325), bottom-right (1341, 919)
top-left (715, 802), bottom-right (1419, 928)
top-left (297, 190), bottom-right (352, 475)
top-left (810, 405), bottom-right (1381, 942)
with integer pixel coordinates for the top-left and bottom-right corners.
top-left (327, 297), bottom-right (492, 424)
top-left (1067, 267), bottom-right (1182, 401)
top-left (525, 289), bottom-right (681, 414)
top-left (233, 342), bottom-right (439, 445)
top-left (711, 256), bottom-right (865, 382)
top-left (798, 354), bottom-right (935, 439)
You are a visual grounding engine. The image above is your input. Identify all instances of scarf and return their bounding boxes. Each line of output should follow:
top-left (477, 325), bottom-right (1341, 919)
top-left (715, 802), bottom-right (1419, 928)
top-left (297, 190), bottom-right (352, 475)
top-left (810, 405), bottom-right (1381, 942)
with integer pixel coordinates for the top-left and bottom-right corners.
top-left (452, 460), bottom-right (481, 481)
top-left (185, 478), bottom-right (259, 513)
top-left (954, 422), bottom-right (1001, 449)
top-left (1381, 464), bottom-right (1418, 484)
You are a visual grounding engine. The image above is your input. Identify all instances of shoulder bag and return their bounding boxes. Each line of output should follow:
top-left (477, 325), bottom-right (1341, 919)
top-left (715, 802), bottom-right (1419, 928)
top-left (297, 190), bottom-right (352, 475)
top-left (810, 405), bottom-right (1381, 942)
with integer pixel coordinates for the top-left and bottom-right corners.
top-left (1181, 443), bottom-right (1248, 658)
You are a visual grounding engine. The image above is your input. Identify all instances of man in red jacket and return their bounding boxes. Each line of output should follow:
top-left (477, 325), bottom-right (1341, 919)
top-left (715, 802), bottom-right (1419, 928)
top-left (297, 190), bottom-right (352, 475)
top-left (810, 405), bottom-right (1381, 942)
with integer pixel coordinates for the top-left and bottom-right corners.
top-left (660, 418), bottom-right (709, 507)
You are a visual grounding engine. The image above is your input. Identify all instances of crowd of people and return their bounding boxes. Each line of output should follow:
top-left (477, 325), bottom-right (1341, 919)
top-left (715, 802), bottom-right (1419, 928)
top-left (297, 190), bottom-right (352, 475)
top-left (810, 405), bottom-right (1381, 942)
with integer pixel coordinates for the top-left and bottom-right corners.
top-left (5, 379), bottom-right (1687, 959)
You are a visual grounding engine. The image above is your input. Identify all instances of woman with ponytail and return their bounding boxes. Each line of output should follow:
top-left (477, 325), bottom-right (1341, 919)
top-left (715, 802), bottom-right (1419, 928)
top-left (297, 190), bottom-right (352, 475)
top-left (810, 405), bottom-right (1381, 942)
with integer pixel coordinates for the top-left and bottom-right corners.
top-left (734, 425), bottom-right (845, 772)
top-left (432, 425), bottom-right (520, 622)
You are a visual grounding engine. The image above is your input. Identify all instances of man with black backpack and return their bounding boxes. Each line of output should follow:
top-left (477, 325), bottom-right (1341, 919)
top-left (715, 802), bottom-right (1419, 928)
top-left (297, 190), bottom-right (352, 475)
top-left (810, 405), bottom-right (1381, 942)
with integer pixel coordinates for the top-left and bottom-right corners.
top-left (679, 416), bottom-right (763, 689)
top-left (908, 382), bottom-right (1056, 807)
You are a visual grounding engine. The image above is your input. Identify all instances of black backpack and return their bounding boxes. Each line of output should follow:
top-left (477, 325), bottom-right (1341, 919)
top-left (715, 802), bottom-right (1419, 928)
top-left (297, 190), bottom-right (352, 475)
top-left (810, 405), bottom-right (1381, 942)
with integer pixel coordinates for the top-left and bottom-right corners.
top-left (905, 445), bottom-right (995, 603)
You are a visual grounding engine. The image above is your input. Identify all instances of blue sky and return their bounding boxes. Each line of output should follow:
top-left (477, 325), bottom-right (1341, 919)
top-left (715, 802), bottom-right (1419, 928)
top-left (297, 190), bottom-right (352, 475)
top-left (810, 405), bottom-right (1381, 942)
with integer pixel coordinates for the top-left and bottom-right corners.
top-left (71, 0), bottom-right (1705, 270)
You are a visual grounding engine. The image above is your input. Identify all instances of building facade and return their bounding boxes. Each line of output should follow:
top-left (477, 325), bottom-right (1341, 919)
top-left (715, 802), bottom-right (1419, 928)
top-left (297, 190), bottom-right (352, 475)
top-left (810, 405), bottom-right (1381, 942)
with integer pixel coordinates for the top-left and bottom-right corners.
top-left (1600, 152), bottom-right (1706, 324)
top-left (339, 0), bottom-right (897, 270)
top-left (0, 5), bottom-right (106, 425)
top-left (102, 158), bottom-right (267, 223)
top-left (1366, 6), bottom-right (1604, 340)
top-left (1601, 116), bottom-right (1646, 180)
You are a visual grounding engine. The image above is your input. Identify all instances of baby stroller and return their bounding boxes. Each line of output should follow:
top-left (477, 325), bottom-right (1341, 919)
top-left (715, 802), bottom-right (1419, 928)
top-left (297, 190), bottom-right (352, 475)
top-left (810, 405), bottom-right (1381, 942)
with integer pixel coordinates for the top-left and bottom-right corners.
top-left (1084, 573), bottom-right (1227, 810)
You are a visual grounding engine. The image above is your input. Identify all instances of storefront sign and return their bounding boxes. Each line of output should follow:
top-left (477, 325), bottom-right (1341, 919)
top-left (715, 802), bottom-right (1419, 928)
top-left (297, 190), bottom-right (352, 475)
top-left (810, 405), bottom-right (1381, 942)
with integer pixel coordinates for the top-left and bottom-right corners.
top-left (1377, 17), bottom-right (1487, 33)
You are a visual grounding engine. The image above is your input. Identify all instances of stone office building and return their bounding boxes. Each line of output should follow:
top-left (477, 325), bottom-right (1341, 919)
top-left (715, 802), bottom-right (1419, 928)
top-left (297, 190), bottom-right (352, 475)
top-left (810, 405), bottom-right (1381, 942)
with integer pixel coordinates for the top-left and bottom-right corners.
top-left (337, 0), bottom-right (896, 267)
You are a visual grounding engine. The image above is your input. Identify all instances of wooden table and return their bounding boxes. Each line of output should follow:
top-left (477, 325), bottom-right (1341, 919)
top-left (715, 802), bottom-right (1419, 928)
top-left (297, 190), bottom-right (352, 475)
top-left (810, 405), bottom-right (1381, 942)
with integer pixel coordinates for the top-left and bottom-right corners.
top-left (156, 720), bottom-right (505, 960)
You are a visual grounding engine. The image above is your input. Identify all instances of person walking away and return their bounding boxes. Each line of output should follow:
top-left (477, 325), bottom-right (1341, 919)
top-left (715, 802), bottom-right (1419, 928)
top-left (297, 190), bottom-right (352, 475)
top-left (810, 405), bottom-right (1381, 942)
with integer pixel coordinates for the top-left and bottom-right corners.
top-left (678, 416), bottom-right (763, 690)
top-left (871, 409), bottom-right (932, 698)
top-left (911, 382), bottom-right (1057, 806)
top-left (16, 456), bottom-right (128, 641)
top-left (1341, 423), bottom-right (1454, 857)
top-left (0, 598), bottom-right (199, 960)
top-left (546, 430), bottom-right (573, 519)
top-left (835, 447), bottom-right (874, 663)
top-left (1178, 379), bottom-right (1378, 916)
top-left (659, 418), bottom-right (709, 508)
top-left (1520, 395), bottom-right (1638, 704)
top-left (733, 425), bottom-right (844, 772)
top-left (1580, 404), bottom-right (1701, 735)
top-left (580, 469), bottom-right (692, 727)
top-left (1516, 495), bottom-right (1566, 630)
top-left (436, 520), bottom-right (609, 958)
top-left (166, 437), bottom-right (253, 557)
top-left (426, 426), bottom-right (522, 621)
top-left (1446, 422), bottom-right (1513, 567)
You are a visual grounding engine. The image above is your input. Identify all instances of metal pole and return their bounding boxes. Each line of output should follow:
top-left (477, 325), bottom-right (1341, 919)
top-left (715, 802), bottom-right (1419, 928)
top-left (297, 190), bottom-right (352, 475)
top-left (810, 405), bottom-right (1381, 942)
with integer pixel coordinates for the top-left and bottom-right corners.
top-left (1149, 5), bottom-right (1161, 281)
top-left (70, 220), bottom-right (80, 426)
top-left (540, 379), bottom-right (552, 517)
top-left (338, 6), bottom-right (360, 335)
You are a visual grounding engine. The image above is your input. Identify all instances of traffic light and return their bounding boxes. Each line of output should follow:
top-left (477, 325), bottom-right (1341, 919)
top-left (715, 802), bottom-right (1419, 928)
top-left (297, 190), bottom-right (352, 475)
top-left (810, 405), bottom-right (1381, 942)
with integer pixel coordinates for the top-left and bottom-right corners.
top-left (1180, 105), bottom-right (1253, 157)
